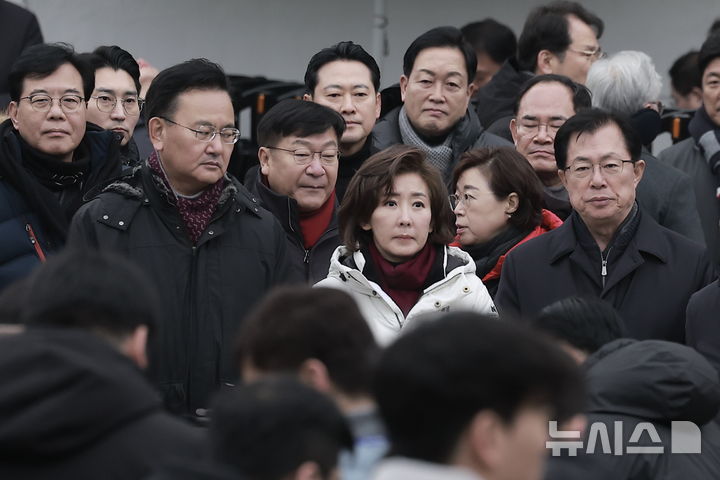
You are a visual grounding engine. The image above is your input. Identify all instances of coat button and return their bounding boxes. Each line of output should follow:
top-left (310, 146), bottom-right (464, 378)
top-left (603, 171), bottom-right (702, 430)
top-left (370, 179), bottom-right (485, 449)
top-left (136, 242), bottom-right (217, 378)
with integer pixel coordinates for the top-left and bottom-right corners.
top-left (208, 230), bottom-right (214, 235)
top-left (463, 286), bottom-right (470, 293)
top-left (372, 290), bottom-right (377, 296)
top-left (251, 197), bottom-right (257, 203)
top-left (118, 221), bottom-right (125, 226)
top-left (102, 215), bottom-right (109, 220)
top-left (434, 301), bottom-right (441, 308)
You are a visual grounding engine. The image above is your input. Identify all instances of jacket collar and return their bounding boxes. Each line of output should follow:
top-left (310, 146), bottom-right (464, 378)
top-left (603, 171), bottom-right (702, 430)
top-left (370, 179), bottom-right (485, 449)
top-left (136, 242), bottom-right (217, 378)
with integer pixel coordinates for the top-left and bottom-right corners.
top-left (548, 208), bottom-right (671, 265)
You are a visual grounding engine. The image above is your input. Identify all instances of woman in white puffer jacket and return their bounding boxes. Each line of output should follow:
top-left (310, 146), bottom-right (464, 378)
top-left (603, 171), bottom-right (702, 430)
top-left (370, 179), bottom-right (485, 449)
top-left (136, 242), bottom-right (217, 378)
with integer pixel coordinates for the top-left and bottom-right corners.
top-left (315, 145), bottom-right (496, 346)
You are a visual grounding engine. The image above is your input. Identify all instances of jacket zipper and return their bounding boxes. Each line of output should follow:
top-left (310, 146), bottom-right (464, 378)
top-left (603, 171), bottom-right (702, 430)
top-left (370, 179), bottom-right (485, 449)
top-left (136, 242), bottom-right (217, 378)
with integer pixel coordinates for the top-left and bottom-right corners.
top-left (25, 223), bottom-right (46, 262)
top-left (600, 247), bottom-right (612, 289)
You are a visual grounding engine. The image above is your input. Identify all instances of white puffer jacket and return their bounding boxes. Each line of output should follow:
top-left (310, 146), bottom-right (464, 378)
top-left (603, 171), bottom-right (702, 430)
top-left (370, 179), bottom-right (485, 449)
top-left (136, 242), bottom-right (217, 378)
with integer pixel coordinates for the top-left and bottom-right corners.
top-left (315, 245), bottom-right (497, 346)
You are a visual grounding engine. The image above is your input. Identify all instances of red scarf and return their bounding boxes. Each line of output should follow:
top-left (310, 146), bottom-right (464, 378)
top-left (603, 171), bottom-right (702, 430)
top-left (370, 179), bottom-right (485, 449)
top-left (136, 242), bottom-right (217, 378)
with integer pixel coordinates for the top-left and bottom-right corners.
top-left (368, 241), bottom-right (437, 316)
top-left (148, 152), bottom-right (225, 245)
top-left (298, 191), bottom-right (336, 249)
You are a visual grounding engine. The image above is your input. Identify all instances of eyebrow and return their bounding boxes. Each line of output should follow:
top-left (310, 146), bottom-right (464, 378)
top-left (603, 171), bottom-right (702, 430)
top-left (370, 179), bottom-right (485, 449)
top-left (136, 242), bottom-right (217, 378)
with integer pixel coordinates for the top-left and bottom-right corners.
top-left (521, 115), bottom-right (568, 121)
top-left (195, 120), bottom-right (236, 129)
top-left (291, 138), bottom-right (338, 149)
top-left (417, 68), bottom-right (464, 79)
top-left (572, 153), bottom-right (627, 162)
top-left (387, 191), bottom-right (428, 198)
top-left (462, 184), bottom-right (481, 191)
top-left (323, 84), bottom-right (370, 90)
top-left (96, 87), bottom-right (138, 96)
top-left (28, 88), bottom-right (82, 95)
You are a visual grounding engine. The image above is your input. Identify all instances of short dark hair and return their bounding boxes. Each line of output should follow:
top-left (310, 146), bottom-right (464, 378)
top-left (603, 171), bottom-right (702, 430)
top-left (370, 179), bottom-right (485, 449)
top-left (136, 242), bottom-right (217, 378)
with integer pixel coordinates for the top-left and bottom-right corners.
top-left (517, 1), bottom-right (604, 73)
top-left (21, 249), bottom-right (160, 340)
top-left (304, 41), bottom-right (381, 94)
top-left (403, 26), bottom-right (477, 83)
top-left (460, 19), bottom-right (517, 65)
top-left (83, 45), bottom-right (141, 95)
top-left (669, 51), bottom-right (701, 96)
top-left (514, 74), bottom-right (592, 115)
top-left (210, 377), bottom-right (354, 480)
top-left (8, 42), bottom-right (95, 102)
top-left (256, 98), bottom-right (345, 147)
top-left (145, 58), bottom-right (230, 122)
top-left (554, 108), bottom-right (642, 170)
top-left (699, 32), bottom-right (720, 78)
top-left (236, 286), bottom-right (379, 396)
top-left (533, 296), bottom-right (626, 355)
top-left (374, 312), bottom-right (584, 463)
top-left (339, 145), bottom-right (454, 250)
top-left (453, 147), bottom-right (544, 232)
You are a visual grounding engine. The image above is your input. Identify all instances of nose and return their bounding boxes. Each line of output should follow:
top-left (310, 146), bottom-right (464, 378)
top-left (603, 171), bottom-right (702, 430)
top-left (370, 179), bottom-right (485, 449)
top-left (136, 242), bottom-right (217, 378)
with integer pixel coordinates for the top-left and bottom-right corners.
top-left (110, 101), bottom-right (126, 120)
top-left (429, 82), bottom-right (444, 103)
top-left (534, 124), bottom-right (552, 143)
top-left (340, 94), bottom-right (355, 114)
top-left (398, 202), bottom-right (413, 225)
top-left (205, 132), bottom-right (225, 154)
top-left (452, 199), bottom-right (464, 215)
top-left (589, 164), bottom-right (608, 187)
top-left (305, 154), bottom-right (326, 176)
top-left (47, 98), bottom-right (66, 119)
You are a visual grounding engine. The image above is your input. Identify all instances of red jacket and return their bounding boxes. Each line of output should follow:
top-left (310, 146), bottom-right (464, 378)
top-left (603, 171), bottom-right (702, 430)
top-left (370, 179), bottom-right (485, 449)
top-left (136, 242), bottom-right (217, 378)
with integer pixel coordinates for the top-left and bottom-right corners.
top-left (452, 209), bottom-right (563, 283)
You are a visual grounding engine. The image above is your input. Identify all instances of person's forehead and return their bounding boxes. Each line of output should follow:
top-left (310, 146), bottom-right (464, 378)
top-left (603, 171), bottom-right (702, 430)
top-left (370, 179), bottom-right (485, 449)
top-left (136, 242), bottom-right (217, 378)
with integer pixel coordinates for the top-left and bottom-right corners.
top-left (22, 62), bottom-right (83, 93)
top-left (316, 60), bottom-right (374, 87)
top-left (567, 14), bottom-right (599, 47)
top-left (280, 129), bottom-right (339, 146)
top-left (519, 82), bottom-right (575, 115)
top-left (568, 124), bottom-right (629, 157)
top-left (411, 46), bottom-right (468, 78)
top-left (703, 57), bottom-right (720, 79)
top-left (94, 67), bottom-right (137, 93)
top-left (173, 88), bottom-right (233, 115)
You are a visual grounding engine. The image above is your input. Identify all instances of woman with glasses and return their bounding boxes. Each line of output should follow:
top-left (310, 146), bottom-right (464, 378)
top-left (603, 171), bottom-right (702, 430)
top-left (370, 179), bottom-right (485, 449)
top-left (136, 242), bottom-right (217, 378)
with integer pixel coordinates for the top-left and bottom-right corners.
top-left (315, 145), bottom-right (495, 346)
top-left (452, 147), bottom-right (562, 297)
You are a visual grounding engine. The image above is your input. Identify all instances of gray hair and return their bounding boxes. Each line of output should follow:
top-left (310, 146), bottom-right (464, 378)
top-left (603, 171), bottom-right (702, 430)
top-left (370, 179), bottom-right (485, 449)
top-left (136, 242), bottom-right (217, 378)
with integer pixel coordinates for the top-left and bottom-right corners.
top-left (586, 50), bottom-right (662, 116)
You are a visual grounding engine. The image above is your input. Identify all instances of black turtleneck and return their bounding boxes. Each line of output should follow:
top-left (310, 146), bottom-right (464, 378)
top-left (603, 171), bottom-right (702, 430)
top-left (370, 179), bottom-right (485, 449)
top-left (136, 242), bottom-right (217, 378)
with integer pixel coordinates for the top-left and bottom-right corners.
top-left (336, 138), bottom-right (372, 202)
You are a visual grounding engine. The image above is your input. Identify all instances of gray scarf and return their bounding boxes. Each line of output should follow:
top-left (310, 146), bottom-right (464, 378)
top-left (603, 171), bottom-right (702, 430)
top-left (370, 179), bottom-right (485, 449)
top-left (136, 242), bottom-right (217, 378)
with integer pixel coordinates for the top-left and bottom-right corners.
top-left (398, 106), bottom-right (453, 173)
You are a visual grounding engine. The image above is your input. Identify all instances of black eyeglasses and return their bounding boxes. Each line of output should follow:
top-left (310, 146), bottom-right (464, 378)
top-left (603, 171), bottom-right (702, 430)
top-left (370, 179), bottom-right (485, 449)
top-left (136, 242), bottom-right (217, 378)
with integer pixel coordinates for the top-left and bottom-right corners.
top-left (20, 93), bottom-right (84, 112)
top-left (159, 117), bottom-right (240, 144)
top-left (91, 94), bottom-right (144, 115)
top-left (263, 146), bottom-right (339, 166)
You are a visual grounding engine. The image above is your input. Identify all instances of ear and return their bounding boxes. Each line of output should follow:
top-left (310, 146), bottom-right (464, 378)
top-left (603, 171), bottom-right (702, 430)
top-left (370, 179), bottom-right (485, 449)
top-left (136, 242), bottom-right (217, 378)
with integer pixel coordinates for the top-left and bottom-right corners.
top-left (361, 222), bottom-right (372, 231)
top-left (467, 82), bottom-right (477, 98)
top-left (120, 325), bottom-right (149, 369)
top-left (690, 86), bottom-right (703, 104)
top-left (148, 117), bottom-right (166, 152)
top-left (8, 101), bottom-right (20, 130)
top-left (298, 358), bottom-right (333, 394)
top-left (258, 146), bottom-right (272, 176)
top-left (558, 168), bottom-right (568, 189)
top-left (632, 159), bottom-right (645, 186)
top-left (509, 118), bottom-right (519, 146)
top-left (466, 410), bottom-right (505, 471)
top-left (536, 50), bottom-right (556, 75)
top-left (400, 75), bottom-right (409, 102)
top-left (374, 91), bottom-right (382, 120)
top-left (302, 93), bottom-right (313, 101)
top-left (505, 192), bottom-right (519, 215)
top-left (292, 461), bottom-right (323, 480)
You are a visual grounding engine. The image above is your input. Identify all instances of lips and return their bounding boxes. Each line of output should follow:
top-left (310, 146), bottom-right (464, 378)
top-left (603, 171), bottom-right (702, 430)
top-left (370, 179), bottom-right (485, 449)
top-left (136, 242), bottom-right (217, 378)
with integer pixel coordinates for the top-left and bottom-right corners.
top-left (201, 160), bottom-right (223, 169)
top-left (44, 128), bottom-right (70, 135)
top-left (394, 233), bottom-right (414, 240)
top-left (529, 149), bottom-right (554, 157)
top-left (423, 108), bottom-right (446, 116)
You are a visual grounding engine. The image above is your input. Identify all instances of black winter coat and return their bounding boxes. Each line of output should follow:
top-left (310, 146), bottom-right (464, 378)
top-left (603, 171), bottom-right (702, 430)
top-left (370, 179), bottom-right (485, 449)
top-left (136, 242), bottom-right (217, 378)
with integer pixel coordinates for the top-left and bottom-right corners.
top-left (686, 279), bottom-right (720, 375)
top-left (0, 328), bottom-right (204, 479)
top-left (546, 339), bottom-right (720, 480)
top-left (496, 210), bottom-right (715, 342)
top-left (0, 120), bottom-right (120, 291)
top-left (68, 165), bottom-right (289, 415)
top-left (247, 168), bottom-right (340, 284)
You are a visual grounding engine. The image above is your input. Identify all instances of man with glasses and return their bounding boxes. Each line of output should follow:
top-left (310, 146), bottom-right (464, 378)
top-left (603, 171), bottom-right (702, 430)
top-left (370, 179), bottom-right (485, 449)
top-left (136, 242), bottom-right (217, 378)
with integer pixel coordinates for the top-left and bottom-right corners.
top-left (69, 58), bottom-right (289, 417)
top-left (82, 45), bottom-right (143, 167)
top-left (250, 99), bottom-right (345, 283)
top-left (0, 43), bottom-right (120, 291)
top-left (474, 1), bottom-right (604, 141)
top-left (496, 109), bottom-right (714, 344)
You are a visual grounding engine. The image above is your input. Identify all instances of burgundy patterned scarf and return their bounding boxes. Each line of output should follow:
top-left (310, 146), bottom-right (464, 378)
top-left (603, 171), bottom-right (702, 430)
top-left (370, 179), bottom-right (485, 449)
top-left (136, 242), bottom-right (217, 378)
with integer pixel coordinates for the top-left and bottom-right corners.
top-left (147, 151), bottom-right (225, 244)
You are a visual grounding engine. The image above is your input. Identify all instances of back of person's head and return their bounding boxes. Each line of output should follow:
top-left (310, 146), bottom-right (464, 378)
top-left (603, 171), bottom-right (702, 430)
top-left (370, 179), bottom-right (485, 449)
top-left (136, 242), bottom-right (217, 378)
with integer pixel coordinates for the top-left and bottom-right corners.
top-left (22, 249), bottom-right (160, 343)
top-left (236, 286), bottom-right (378, 397)
top-left (145, 58), bottom-right (230, 122)
top-left (669, 50), bottom-right (701, 97)
top-left (514, 74), bottom-right (592, 115)
top-left (403, 26), bottom-right (477, 82)
top-left (374, 311), bottom-right (584, 464)
top-left (304, 41), bottom-right (381, 94)
top-left (453, 147), bottom-right (544, 231)
top-left (83, 45), bottom-right (141, 94)
top-left (533, 296), bottom-right (626, 358)
top-left (554, 108), bottom-right (642, 169)
top-left (517, 1), bottom-right (604, 72)
top-left (8, 42), bottom-right (95, 102)
top-left (460, 19), bottom-right (517, 65)
top-left (210, 377), bottom-right (354, 480)
top-left (586, 50), bottom-right (662, 116)
top-left (256, 98), bottom-right (345, 147)
top-left (699, 32), bottom-right (720, 76)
